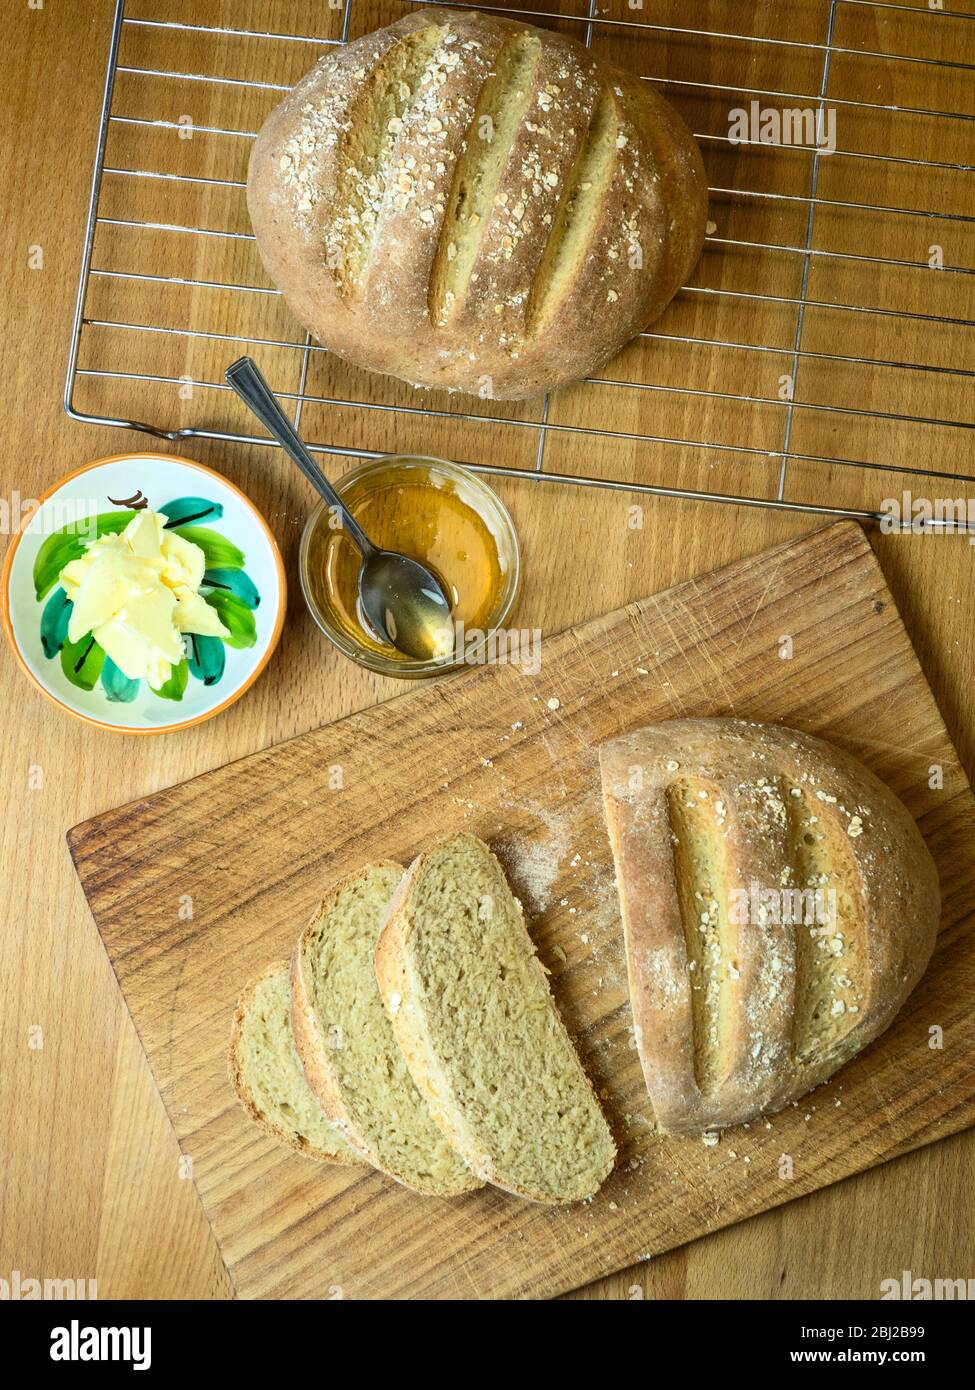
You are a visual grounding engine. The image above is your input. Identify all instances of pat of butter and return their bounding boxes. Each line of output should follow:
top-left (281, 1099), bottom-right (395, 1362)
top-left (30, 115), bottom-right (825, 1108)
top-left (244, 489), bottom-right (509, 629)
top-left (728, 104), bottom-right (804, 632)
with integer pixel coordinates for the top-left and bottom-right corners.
top-left (60, 509), bottom-right (230, 686)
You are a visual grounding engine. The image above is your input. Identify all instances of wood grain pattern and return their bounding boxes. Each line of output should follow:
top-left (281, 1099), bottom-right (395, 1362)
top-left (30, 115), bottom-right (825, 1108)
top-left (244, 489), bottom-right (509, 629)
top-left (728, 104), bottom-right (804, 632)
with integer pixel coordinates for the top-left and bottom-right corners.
top-left (68, 522), bottom-right (975, 1299)
top-left (3, 0), bottom-right (975, 1302)
top-left (71, 0), bottom-right (975, 516)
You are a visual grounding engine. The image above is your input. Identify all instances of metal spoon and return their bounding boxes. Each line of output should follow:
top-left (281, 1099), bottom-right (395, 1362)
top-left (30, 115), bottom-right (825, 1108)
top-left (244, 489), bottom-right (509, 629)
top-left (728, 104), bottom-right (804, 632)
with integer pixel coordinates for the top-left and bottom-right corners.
top-left (225, 357), bottom-right (454, 662)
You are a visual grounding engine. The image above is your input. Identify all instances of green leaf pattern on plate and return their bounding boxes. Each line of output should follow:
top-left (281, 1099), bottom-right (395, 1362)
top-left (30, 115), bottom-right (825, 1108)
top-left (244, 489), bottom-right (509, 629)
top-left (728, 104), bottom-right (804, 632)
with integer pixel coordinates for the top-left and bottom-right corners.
top-left (203, 591), bottom-right (257, 649)
top-left (168, 525), bottom-right (244, 570)
top-left (201, 567), bottom-right (260, 609)
top-left (158, 497), bottom-right (225, 528)
top-left (33, 511), bottom-right (135, 601)
top-left (101, 657), bottom-right (140, 704)
top-left (36, 495), bottom-right (262, 705)
top-left (153, 658), bottom-right (189, 702)
top-left (60, 633), bottom-right (105, 692)
top-left (40, 587), bottom-right (73, 658)
top-left (186, 633), bottom-right (226, 687)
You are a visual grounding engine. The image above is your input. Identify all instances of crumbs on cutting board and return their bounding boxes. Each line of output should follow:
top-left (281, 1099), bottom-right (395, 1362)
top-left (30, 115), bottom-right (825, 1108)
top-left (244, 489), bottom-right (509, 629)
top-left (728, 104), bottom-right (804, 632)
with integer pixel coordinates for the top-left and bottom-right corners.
top-left (432, 720), bottom-right (656, 1148)
top-left (496, 801), bottom-right (571, 912)
top-left (494, 795), bottom-right (622, 967)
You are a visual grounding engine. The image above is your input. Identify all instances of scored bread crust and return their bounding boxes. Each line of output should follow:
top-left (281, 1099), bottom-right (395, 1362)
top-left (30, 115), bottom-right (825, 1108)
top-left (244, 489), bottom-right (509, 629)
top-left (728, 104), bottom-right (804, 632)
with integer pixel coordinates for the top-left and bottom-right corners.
top-left (247, 8), bottom-right (707, 400)
top-left (290, 862), bottom-right (481, 1197)
top-left (599, 718), bottom-right (941, 1134)
top-left (376, 833), bottom-right (617, 1204)
top-left (228, 961), bottom-right (365, 1165)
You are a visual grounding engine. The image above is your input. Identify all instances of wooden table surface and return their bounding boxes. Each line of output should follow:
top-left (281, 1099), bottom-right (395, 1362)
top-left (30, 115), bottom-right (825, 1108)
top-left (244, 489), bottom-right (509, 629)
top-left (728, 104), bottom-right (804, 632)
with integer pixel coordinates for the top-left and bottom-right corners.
top-left (2, 1), bottom-right (973, 1300)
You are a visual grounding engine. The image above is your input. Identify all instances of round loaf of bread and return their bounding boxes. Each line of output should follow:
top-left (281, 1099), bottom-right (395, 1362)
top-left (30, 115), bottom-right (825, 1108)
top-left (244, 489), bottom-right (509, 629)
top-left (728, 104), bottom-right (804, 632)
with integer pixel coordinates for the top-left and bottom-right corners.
top-left (599, 719), bottom-right (941, 1134)
top-left (247, 9), bottom-right (708, 400)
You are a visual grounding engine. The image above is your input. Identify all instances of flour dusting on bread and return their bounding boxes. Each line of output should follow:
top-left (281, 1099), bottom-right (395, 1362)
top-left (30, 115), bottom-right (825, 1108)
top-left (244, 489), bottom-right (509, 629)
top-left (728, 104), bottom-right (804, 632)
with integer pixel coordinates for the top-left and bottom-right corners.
top-left (247, 9), bottom-right (707, 398)
top-left (600, 718), bottom-right (940, 1134)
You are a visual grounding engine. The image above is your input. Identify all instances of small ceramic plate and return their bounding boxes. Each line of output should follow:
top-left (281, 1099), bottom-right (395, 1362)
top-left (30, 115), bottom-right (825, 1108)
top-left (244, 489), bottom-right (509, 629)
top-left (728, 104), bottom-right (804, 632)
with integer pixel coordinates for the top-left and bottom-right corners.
top-left (1, 453), bottom-right (286, 734)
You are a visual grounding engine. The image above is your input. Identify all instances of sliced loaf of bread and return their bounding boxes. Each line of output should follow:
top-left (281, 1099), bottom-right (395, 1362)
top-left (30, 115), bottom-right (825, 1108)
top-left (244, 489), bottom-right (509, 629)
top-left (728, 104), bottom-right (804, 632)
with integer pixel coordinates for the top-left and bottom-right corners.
top-left (376, 834), bottom-right (617, 1203)
top-left (291, 862), bottom-right (479, 1197)
top-left (228, 962), bottom-right (363, 1164)
top-left (599, 717), bottom-right (941, 1133)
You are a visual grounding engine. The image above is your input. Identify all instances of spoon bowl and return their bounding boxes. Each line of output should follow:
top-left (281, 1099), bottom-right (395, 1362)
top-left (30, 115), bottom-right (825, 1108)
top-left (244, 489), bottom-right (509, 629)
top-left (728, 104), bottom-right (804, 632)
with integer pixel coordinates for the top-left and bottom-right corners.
top-left (225, 356), bottom-right (454, 662)
top-left (358, 551), bottom-right (455, 662)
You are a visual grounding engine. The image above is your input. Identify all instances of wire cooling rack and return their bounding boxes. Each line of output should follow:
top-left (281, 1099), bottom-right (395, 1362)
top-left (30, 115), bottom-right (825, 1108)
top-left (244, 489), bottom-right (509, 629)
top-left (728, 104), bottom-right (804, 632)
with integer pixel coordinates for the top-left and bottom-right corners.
top-left (65, 0), bottom-right (975, 524)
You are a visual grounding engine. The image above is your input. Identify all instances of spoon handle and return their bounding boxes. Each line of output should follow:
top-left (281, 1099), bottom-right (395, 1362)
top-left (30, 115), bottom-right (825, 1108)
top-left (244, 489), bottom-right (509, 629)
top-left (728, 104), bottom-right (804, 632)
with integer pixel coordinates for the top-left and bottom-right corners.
top-left (225, 356), bottom-right (374, 556)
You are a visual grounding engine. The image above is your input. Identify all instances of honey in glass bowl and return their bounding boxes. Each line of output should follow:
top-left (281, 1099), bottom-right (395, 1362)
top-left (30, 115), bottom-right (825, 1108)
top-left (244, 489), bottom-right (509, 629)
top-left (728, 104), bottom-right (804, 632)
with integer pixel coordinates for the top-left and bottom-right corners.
top-left (299, 456), bottom-right (521, 677)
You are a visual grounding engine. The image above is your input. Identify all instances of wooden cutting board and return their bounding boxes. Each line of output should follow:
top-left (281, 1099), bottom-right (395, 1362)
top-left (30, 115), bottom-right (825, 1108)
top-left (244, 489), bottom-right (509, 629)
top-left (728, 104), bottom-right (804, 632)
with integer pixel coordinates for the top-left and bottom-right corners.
top-left (68, 520), bottom-right (975, 1300)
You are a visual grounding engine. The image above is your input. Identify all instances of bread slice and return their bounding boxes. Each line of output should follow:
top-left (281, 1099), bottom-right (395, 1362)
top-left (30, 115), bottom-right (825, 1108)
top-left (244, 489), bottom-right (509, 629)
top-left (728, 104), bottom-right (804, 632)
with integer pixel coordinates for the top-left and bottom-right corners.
top-left (291, 862), bottom-right (479, 1197)
top-left (376, 834), bottom-right (617, 1203)
top-left (228, 962), bottom-right (363, 1165)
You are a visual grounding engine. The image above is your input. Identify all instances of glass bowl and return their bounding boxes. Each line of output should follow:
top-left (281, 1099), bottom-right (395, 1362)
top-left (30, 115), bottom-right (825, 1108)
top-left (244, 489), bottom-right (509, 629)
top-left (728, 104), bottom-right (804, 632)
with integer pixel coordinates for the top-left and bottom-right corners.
top-left (299, 455), bottom-right (521, 678)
